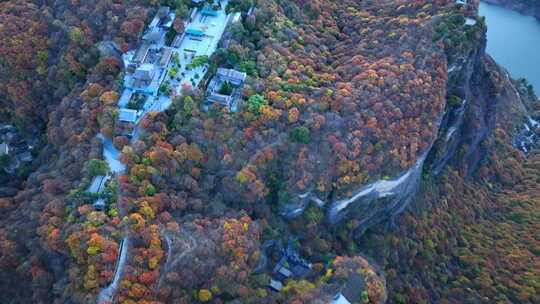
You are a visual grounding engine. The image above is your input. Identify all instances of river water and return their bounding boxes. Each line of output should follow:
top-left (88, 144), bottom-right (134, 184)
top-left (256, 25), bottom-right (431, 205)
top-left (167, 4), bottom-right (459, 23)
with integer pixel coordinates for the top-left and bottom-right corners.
top-left (480, 2), bottom-right (540, 94)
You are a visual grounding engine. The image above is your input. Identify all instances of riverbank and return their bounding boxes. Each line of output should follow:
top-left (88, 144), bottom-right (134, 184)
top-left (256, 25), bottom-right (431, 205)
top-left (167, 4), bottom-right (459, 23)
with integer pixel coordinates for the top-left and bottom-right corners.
top-left (482, 0), bottom-right (540, 19)
top-left (480, 1), bottom-right (540, 94)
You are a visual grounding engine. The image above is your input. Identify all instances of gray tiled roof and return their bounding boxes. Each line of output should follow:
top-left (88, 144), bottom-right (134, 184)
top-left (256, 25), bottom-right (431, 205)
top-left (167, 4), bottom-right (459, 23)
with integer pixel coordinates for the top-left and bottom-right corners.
top-left (216, 68), bottom-right (247, 85)
top-left (119, 109), bottom-right (139, 122)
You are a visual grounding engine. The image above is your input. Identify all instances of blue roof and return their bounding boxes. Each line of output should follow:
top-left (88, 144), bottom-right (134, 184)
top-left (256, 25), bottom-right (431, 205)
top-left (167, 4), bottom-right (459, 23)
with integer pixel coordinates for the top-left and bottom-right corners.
top-left (201, 8), bottom-right (218, 16)
top-left (186, 28), bottom-right (205, 36)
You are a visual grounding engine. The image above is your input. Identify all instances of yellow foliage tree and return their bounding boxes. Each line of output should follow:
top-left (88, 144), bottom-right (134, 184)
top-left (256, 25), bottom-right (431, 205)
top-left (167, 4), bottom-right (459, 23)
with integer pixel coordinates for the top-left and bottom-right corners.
top-left (139, 201), bottom-right (155, 220)
top-left (100, 91), bottom-right (120, 105)
top-left (83, 265), bottom-right (99, 290)
top-left (288, 107), bottom-right (300, 123)
top-left (198, 289), bottom-right (213, 302)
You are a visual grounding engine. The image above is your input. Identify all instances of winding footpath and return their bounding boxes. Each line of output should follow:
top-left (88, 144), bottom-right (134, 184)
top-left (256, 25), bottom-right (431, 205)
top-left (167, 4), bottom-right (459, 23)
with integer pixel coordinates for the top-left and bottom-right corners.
top-left (96, 3), bottom-right (232, 302)
top-left (97, 238), bottom-right (130, 303)
top-left (96, 135), bottom-right (127, 303)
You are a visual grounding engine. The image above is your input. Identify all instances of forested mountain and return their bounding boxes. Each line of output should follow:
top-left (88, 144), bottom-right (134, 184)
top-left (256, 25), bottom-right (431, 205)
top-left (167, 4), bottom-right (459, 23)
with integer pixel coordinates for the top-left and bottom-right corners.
top-left (0, 0), bottom-right (538, 303)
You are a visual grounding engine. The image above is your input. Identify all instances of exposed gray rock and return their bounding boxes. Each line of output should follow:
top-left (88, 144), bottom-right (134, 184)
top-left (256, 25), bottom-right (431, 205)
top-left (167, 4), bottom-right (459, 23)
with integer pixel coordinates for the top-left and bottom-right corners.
top-left (281, 16), bottom-right (538, 237)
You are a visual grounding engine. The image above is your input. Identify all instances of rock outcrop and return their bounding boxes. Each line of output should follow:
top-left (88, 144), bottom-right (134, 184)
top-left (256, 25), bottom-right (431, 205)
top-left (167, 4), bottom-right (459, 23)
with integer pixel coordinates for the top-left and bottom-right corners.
top-left (283, 8), bottom-right (539, 237)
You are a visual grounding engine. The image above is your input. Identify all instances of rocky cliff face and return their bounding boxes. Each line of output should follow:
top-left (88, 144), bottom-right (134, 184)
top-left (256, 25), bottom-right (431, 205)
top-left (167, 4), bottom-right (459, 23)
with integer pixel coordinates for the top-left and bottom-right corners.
top-left (284, 12), bottom-right (539, 236)
top-left (483, 0), bottom-right (540, 19)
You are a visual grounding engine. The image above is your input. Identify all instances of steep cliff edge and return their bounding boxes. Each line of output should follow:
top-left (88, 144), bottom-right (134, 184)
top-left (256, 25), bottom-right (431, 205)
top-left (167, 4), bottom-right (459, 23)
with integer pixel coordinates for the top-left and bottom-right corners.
top-left (2, 1), bottom-right (539, 302)
top-left (288, 12), bottom-right (539, 235)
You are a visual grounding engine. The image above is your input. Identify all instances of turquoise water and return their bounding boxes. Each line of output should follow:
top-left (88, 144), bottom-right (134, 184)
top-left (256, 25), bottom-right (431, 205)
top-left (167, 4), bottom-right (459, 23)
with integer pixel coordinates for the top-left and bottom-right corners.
top-left (480, 2), bottom-right (540, 94)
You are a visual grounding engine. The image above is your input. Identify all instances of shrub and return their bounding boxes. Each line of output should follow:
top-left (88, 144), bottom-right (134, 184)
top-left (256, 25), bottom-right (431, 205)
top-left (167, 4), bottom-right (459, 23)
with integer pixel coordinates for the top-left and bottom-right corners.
top-left (87, 246), bottom-right (100, 255)
top-left (169, 66), bottom-right (178, 78)
top-left (165, 27), bottom-right (177, 46)
top-left (160, 80), bottom-right (172, 96)
top-left (448, 95), bottom-right (462, 109)
top-left (290, 126), bottom-right (310, 144)
top-left (0, 155), bottom-right (9, 169)
top-left (226, 0), bottom-right (253, 14)
top-left (126, 93), bottom-right (147, 110)
top-left (198, 289), bottom-right (212, 302)
top-left (145, 183), bottom-right (157, 196)
top-left (186, 55), bottom-right (209, 70)
top-left (246, 94), bottom-right (267, 115)
top-left (87, 159), bottom-right (109, 177)
top-left (218, 81), bottom-right (234, 95)
top-left (239, 60), bottom-right (257, 76)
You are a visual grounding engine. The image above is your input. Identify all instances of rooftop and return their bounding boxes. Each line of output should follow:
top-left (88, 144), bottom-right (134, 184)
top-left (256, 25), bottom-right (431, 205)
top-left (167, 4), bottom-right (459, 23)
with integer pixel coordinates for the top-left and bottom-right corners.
top-left (207, 93), bottom-right (233, 106)
top-left (161, 12), bottom-right (176, 28)
top-left (119, 109), bottom-right (139, 123)
top-left (130, 64), bottom-right (158, 89)
top-left (148, 15), bottom-right (160, 30)
top-left (134, 64), bottom-right (157, 80)
top-left (158, 7), bottom-right (171, 18)
top-left (216, 68), bottom-right (247, 85)
top-left (341, 273), bottom-right (366, 304)
top-left (269, 279), bottom-right (283, 292)
top-left (143, 30), bottom-right (164, 44)
top-left (114, 0), bottom-right (231, 135)
top-left (278, 266), bottom-right (292, 278)
top-left (205, 67), bottom-right (246, 110)
top-left (159, 48), bottom-right (173, 67)
top-left (186, 28), bottom-right (205, 36)
top-left (133, 43), bottom-right (151, 64)
top-left (331, 293), bottom-right (351, 304)
top-left (94, 198), bottom-right (106, 211)
top-left (118, 90), bottom-right (133, 108)
top-left (201, 8), bottom-right (218, 17)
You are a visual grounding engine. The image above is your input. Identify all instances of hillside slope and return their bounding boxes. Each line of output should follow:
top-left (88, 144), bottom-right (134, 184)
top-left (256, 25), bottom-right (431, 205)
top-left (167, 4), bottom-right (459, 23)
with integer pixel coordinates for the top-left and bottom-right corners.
top-left (0, 0), bottom-right (538, 303)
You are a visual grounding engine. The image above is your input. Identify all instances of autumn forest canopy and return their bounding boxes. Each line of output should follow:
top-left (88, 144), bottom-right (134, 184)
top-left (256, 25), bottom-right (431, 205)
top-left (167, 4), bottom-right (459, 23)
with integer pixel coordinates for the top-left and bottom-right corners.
top-left (0, 0), bottom-right (539, 303)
